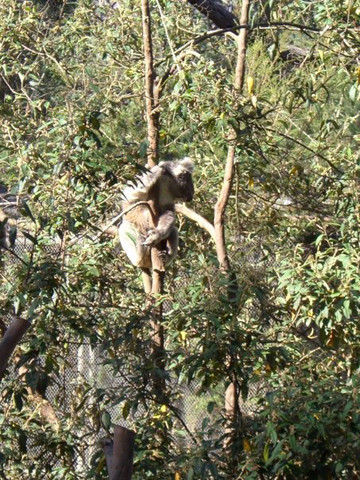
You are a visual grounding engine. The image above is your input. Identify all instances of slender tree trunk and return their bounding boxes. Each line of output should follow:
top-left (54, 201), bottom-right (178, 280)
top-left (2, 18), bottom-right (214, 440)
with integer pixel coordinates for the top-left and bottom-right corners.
top-left (141, 0), bottom-right (166, 398)
top-left (141, 0), bottom-right (159, 168)
top-left (150, 247), bottom-right (166, 397)
top-left (213, 0), bottom-right (250, 452)
top-left (0, 316), bottom-right (30, 380)
top-left (214, 0), bottom-right (250, 268)
top-left (234, 0), bottom-right (250, 96)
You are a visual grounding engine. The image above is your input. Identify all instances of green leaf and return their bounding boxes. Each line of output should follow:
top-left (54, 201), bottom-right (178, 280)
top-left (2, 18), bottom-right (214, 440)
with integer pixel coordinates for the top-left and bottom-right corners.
top-left (21, 231), bottom-right (38, 244)
top-left (122, 401), bottom-right (131, 420)
top-left (21, 202), bottom-right (36, 223)
top-left (101, 411), bottom-right (111, 430)
top-left (207, 401), bottom-right (216, 414)
top-left (263, 442), bottom-right (270, 463)
top-left (187, 467), bottom-right (194, 480)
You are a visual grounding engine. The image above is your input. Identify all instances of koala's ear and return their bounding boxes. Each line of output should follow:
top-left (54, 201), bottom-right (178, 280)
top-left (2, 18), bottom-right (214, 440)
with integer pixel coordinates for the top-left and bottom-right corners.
top-left (158, 161), bottom-right (173, 176)
top-left (180, 157), bottom-right (194, 173)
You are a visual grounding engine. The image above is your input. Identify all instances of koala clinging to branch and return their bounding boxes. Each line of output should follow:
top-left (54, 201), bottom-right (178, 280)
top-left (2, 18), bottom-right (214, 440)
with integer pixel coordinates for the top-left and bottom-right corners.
top-left (119, 158), bottom-right (194, 294)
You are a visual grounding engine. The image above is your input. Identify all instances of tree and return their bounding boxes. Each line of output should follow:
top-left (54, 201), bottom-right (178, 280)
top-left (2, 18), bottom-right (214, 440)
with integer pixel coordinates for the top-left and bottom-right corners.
top-left (0, 0), bottom-right (359, 478)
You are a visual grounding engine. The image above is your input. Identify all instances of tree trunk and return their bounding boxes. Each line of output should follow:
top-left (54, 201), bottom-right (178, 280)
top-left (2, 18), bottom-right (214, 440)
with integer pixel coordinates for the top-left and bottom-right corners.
top-left (213, 0), bottom-right (250, 452)
top-left (150, 247), bottom-right (166, 397)
top-left (141, 0), bottom-right (166, 398)
top-left (141, 0), bottom-right (159, 168)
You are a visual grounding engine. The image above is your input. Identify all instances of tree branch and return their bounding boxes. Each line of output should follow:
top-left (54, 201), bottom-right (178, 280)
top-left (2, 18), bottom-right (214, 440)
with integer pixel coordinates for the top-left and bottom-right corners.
top-left (175, 204), bottom-right (215, 241)
top-left (266, 127), bottom-right (343, 173)
top-left (214, 0), bottom-right (250, 271)
top-left (186, 0), bottom-right (238, 29)
top-left (172, 22), bottom-right (320, 59)
top-left (213, 0), bottom-right (251, 452)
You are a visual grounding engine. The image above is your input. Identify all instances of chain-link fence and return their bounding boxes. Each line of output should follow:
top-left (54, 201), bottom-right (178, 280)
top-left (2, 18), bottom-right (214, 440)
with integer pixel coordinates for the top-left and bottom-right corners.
top-left (1, 217), bottom-right (269, 472)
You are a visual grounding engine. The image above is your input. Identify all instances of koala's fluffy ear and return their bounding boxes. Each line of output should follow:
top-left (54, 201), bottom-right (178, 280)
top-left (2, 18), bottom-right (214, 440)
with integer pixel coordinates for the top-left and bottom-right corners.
top-left (180, 157), bottom-right (194, 173)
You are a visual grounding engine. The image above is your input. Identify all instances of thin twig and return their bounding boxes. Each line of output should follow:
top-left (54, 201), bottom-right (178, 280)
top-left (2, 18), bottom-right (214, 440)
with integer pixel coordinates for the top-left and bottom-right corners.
top-left (266, 127), bottom-right (342, 173)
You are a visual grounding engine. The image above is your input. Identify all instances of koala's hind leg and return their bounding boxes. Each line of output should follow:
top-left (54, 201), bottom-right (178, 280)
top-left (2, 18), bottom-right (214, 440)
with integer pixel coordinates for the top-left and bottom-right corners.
top-left (119, 220), bottom-right (151, 268)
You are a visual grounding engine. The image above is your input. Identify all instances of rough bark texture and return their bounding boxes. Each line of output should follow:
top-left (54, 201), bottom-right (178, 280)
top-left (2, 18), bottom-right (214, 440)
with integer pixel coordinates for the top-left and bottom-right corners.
top-left (187, 0), bottom-right (238, 29)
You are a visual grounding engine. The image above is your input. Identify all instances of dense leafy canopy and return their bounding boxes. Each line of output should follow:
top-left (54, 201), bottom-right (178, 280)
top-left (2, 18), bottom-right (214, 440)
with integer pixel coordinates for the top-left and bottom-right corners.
top-left (0, 0), bottom-right (359, 478)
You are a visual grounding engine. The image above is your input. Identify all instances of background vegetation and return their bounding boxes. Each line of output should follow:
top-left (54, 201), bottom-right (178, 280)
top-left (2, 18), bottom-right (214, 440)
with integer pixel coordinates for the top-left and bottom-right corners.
top-left (0, 0), bottom-right (359, 478)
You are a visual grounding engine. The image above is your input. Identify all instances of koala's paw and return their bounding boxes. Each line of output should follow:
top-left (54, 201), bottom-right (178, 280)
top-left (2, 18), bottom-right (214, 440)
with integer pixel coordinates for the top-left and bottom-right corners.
top-left (143, 229), bottom-right (161, 247)
top-left (157, 249), bottom-right (168, 263)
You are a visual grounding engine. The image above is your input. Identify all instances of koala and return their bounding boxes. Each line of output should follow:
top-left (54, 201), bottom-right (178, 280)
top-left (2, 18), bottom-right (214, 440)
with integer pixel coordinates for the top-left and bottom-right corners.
top-left (119, 158), bottom-right (194, 293)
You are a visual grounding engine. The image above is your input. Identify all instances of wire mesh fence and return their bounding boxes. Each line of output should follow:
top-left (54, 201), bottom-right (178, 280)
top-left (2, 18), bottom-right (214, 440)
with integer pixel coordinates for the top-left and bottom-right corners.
top-left (0, 222), bottom-right (269, 474)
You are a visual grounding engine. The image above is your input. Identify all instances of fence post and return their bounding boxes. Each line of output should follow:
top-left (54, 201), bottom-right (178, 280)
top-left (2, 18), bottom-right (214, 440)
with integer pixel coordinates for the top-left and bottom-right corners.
top-left (103, 425), bottom-right (135, 480)
top-left (0, 316), bottom-right (31, 379)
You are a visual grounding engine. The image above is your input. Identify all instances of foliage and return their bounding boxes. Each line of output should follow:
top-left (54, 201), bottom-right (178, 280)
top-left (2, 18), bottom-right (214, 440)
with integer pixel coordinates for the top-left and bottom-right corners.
top-left (246, 365), bottom-right (360, 479)
top-left (0, 0), bottom-right (359, 478)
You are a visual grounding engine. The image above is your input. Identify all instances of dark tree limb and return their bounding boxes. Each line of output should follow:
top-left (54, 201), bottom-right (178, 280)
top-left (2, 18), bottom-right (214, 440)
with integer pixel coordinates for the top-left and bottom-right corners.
top-left (187, 0), bottom-right (238, 29)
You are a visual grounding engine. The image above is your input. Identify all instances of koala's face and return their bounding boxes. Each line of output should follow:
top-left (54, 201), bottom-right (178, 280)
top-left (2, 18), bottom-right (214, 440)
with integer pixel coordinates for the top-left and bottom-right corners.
top-left (174, 170), bottom-right (194, 202)
top-left (162, 161), bottom-right (194, 202)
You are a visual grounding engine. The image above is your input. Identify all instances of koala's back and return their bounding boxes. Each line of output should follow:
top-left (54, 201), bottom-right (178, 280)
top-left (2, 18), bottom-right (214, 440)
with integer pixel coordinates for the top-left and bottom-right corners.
top-left (122, 203), bottom-right (155, 235)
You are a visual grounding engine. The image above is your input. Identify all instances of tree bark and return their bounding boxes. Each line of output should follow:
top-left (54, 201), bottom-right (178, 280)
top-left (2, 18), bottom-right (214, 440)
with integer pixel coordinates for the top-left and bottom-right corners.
top-left (175, 204), bottom-right (216, 242)
top-left (187, 0), bottom-right (238, 29)
top-left (141, 0), bottom-right (166, 399)
top-left (141, 0), bottom-right (159, 168)
top-left (234, 0), bottom-right (250, 96)
top-left (212, 0), bottom-right (251, 452)
top-left (150, 247), bottom-right (166, 397)
top-left (214, 0), bottom-right (250, 269)
top-left (0, 316), bottom-right (31, 379)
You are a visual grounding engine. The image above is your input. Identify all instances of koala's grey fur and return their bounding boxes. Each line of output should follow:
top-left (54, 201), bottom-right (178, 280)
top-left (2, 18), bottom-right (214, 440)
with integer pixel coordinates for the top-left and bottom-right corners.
top-left (118, 158), bottom-right (194, 282)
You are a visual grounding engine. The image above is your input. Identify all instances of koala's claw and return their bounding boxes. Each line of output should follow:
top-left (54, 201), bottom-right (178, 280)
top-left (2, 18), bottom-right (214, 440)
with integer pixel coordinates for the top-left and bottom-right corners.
top-left (143, 230), bottom-right (161, 247)
top-left (158, 249), bottom-right (168, 262)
